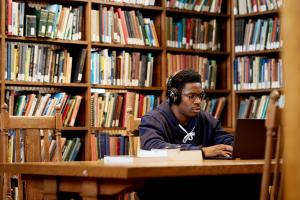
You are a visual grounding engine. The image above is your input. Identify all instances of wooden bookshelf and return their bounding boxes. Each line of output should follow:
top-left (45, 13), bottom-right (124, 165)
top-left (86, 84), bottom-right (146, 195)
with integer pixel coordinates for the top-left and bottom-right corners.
top-left (234, 9), bottom-right (280, 19)
top-left (0, 1), bottom-right (288, 198)
top-left (232, 0), bottom-right (283, 128)
top-left (234, 88), bottom-right (283, 94)
top-left (166, 8), bottom-right (230, 18)
top-left (166, 47), bottom-right (230, 56)
top-left (0, 0), bottom-right (92, 161)
top-left (91, 85), bottom-right (163, 91)
top-left (235, 49), bottom-right (281, 56)
top-left (91, 0), bottom-right (163, 10)
top-left (0, 0), bottom-right (282, 163)
top-left (0, 0), bottom-right (286, 197)
top-left (6, 36), bottom-right (89, 45)
top-left (5, 81), bottom-right (89, 88)
top-left (163, 0), bottom-right (233, 129)
top-left (91, 42), bottom-right (163, 51)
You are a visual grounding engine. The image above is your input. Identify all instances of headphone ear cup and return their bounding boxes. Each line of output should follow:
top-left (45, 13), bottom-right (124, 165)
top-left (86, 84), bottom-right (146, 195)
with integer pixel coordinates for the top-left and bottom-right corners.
top-left (169, 88), bottom-right (180, 105)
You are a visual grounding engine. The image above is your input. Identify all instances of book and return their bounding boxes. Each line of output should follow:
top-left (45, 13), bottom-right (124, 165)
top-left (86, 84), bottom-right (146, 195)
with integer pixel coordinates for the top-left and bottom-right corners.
top-left (68, 95), bottom-right (82, 127)
top-left (25, 15), bottom-right (37, 37)
top-left (37, 9), bottom-right (49, 37)
top-left (71, 49), bottom-right (87, 83)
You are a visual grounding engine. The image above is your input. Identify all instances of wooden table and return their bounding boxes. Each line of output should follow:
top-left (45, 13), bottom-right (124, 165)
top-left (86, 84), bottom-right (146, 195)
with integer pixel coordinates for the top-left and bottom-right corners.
top-left (0, 159), bottom-right (267, 200)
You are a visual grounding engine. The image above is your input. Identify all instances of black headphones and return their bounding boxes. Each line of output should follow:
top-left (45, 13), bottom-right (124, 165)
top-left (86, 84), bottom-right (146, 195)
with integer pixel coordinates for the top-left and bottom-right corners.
top-left (167, 71), bottom-right (182, 105)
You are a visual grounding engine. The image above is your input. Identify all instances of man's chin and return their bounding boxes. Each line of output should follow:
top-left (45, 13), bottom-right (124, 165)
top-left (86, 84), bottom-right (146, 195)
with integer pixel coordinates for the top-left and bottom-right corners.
top-left (189, 111), bottom-right (200, 117)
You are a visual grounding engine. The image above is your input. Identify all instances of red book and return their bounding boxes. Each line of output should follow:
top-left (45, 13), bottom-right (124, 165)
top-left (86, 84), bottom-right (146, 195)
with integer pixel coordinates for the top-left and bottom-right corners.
top-left (7, 0), bottom-right (12, 35)
top-left (138, 94), bottom-right (144, 118)
top-left (186, 19), bottom-right (191, 48)
top-left (24, 94), bottom-right (36, 116)
top-left (61, 99), bottom-right (71, 123)
top-left (69, 96), bottom-right (82, 127)
top-left (90, 135), bottom-right (98, 161)
top-left (117, 8), bottom-right (129, 44)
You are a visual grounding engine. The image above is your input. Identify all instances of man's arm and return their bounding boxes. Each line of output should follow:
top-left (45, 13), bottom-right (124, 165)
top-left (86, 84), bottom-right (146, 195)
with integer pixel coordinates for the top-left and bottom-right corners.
top-left (213, 120), bottom-right (234, 146)
top-left (201, 113), bottom-right (234, 158)
top-left (139, 115), bottom-right (201, 150)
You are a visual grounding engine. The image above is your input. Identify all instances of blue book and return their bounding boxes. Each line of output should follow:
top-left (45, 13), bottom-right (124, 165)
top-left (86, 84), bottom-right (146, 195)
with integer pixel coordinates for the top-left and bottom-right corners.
top-left (46, 4), bottom-right (59, 38)
top-left (7, 43), bottom-right (11, 80)
top-left (124, 136), bottom-right (129, 155)
top-left (105, 133), bottom-right (110, 156)
top-left (144, 23), bottom-right (153, 47)
top-left (91, 52), bottom-right (96, 84)
top-left (233, 59), bottom-right (238, 89)
top-left (119, 135), bottom-right (125, 155)
top-left (238, 100), bottom-right (246, 119)
top-left (177, 21), bottom-right (183, 48)
top-left (95, 51), bottom-right (100, 84)
top-left (100, 133), bottom-right (106, 158)
top-left (210, 98), bottom-right (218, 116)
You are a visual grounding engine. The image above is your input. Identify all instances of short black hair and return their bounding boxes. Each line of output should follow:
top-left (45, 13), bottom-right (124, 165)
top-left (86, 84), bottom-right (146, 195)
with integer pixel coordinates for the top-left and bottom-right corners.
top-left (168, 69), bottom-right (201, 95)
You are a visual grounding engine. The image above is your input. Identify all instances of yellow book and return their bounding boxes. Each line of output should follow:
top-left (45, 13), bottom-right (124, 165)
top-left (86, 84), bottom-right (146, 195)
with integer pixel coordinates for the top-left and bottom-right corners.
top-left (24, 47), bottom-right (31, 81)
top-left (14, 47), bottom-right (19, 81)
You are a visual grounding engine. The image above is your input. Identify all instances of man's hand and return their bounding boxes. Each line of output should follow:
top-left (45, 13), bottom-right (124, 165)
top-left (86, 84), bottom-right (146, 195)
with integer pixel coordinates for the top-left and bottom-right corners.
top-left (202, 144), bottom-right (233, 158)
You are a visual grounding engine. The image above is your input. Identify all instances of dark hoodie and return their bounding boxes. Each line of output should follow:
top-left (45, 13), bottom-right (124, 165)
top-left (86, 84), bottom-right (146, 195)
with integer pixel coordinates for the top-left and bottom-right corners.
top-left (139, 100), bottom-right (234, 150)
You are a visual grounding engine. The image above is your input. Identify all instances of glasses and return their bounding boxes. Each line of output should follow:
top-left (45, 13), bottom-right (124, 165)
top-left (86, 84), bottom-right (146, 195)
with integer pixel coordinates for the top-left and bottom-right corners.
top-left (182, 91), bottom-right (206, 102)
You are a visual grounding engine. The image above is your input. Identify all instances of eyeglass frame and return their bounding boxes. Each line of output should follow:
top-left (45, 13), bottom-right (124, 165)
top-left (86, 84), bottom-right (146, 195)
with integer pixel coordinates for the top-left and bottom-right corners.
top-left (181, 91), bottom-right (207, 102)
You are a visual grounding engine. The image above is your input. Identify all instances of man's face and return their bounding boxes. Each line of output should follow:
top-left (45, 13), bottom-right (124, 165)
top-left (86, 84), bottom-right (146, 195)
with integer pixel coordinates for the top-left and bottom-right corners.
top-left (177, 82), bottom-right (203, 118)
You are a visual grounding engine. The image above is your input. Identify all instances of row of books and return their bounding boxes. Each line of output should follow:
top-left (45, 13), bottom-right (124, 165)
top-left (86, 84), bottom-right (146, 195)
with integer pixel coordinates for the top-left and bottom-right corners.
top-left (60, 137), bottom-right (82, 161)
top-left (6, 91), bottom-right (82, 127)
top-left (91, 92), bottom-right (125, 128)
top-left (7, 129), bottom-right (82, 162)
top-left (200, 96), bottom-right (226, 120)
top-left (126, 92), bottom-right (159, 119)
top-left (233, 56), bottom-right (283, 90)
top-left (90, 132), bottom-right (140, 160)
top-left (101, 0), bottom-right (156, 6)
top-left (167, 54), bottom-right (218, 90)
top-left (7, 2), bottom-right (83, 40)
top-left (91, 49), bottom-right (154, 87)
top-left (234, 0), bottom-right (282, 15)
top-left (6, 42), bottom-right (86, 83)
top-left (235, 17), bottom-right (281, 52)
top-left (166, 17), bottom-right (221, 51)
top-left (166, 0), bottom-right (223, 13)
top-left (43, 136), bottom-right (82, 161)
top-left (91, 90), bottom-right (159, 128)
top-left (91, 7), bottom-right (159, 46)
top-left (238, 95), bottom-right (270, 119)
top-left (7, 130), bottom-right (24, 163)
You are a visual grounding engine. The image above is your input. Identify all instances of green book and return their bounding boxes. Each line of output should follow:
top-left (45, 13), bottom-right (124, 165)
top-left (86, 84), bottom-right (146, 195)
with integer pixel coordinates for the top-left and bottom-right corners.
top-left (36, 9), bottom-right (49, 37)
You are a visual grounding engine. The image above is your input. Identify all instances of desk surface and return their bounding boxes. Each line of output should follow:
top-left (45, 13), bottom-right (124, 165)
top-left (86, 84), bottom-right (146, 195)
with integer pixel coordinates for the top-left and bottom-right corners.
top-left (0, 159), bottom-right (266, 178)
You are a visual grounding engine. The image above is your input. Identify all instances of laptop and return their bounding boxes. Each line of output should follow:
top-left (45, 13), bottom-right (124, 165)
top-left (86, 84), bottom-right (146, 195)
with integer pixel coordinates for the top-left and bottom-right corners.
top-left (207, 119), bottom-right (273, 160)
top-left (232, 118), bottom-right (273, 159)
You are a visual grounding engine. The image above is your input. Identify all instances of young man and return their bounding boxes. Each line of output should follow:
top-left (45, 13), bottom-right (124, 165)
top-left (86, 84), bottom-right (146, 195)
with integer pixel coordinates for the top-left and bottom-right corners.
top-left (139, 69), bottom-right (234, 158)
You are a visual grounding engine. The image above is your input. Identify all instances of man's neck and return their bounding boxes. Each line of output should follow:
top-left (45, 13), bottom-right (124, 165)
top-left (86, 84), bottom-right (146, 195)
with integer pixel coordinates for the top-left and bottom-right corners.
top-left (171, 105), bottom-right (190, 126)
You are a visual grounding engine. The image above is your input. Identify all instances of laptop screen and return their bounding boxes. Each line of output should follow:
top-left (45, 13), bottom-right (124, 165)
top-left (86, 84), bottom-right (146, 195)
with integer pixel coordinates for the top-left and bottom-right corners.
top-left (233, 119), bottom-right (271, 159)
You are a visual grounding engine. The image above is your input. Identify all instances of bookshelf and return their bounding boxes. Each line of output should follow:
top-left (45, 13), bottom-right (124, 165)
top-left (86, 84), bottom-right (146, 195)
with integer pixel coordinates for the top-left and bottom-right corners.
top-left (164, 0), bottom-right (233, 129)
top-left (0, 0), bottom-right (284, 163)
top-left (232, 0), bottom-right (283, 126)
top-left (0, 0), bottom-right (91, 161)
top-left (0, 0), bottom-right (238, 163)
top-left (0, 0), bottom-right (287, 198)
